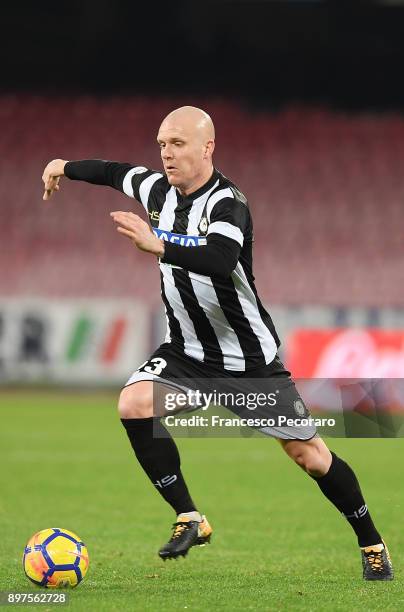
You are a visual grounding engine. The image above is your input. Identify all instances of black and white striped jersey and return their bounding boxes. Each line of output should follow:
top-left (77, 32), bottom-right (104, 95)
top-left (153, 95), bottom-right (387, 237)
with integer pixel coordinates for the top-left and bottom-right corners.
top-left (65, 161), bottom-right (281, 371)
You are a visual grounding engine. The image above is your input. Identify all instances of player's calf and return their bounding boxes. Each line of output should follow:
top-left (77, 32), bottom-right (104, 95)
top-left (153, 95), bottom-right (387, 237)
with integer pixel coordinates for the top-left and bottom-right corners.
top-left (119, 390), bottom-right (200, 523)
top-left (280, 439), bottom-right (393, 579)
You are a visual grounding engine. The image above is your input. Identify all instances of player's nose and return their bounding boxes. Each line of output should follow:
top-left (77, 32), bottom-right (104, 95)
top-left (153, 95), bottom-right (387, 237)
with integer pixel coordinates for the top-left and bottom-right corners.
top-left (161, 145), bottom-right (173, 160)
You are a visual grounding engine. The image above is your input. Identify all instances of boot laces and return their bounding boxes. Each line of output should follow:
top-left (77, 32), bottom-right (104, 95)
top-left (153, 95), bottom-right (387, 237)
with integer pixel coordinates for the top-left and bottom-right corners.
top-left (366, 550), bottom-right (384, 573)
top-left (170, 521), bottom-right (192, 541)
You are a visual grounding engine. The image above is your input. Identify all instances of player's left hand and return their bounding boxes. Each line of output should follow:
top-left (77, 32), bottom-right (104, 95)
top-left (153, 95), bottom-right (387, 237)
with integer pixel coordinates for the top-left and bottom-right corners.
top-left (110, 211), bottom-right (165, 257)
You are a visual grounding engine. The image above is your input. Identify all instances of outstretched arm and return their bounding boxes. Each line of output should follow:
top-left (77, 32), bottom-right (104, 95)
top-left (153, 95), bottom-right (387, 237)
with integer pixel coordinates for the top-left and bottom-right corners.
top-left (42, 158), bottom-right (131, 201)
top-left (42, 159), bottom-right (162, 206)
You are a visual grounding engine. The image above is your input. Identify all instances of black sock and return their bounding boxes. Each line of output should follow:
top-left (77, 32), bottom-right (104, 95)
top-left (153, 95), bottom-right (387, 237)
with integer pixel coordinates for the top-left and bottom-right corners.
top-left (121, 417), bottom-right (197, 515)
top-left (312, 452), bottom-right (382, 547)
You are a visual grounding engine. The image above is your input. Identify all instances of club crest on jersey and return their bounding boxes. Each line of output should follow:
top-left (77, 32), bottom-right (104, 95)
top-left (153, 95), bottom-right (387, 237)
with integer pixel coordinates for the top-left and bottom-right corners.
top-left (198, 216), bottom-right (208, 235)
top-left (153, 227), bottom-right (206, 247)
top-left (294, 399), bottom-right (308, 417)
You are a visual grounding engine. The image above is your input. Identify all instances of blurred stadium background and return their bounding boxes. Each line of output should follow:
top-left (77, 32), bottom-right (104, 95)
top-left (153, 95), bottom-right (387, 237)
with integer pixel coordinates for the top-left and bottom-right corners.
top-left (1, 0), bottom-right (403, 387)
top-left (2, 2), bottom-right (404, 608)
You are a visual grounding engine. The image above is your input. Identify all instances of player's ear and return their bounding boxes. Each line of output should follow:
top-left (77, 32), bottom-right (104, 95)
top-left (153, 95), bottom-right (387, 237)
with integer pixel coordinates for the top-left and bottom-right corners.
top-left (204, 139), bottom-right (215, 159)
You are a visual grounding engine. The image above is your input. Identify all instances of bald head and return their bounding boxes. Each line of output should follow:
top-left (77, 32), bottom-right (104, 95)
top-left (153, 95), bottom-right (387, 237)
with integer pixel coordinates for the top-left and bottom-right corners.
top-left (157, 106), bottom-right (216, 195)
top-left (160, 106), bottom-right (215, 141)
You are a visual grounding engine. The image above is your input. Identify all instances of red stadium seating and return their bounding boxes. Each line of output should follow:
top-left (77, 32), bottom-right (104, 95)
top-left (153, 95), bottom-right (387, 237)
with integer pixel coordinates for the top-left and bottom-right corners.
top-left (1, 96), bottom-right (403, 306)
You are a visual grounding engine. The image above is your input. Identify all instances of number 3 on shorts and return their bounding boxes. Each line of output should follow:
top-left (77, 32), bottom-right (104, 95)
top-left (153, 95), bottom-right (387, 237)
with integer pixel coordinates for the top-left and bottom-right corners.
top-left (138, 357), bottom-right (168, 376)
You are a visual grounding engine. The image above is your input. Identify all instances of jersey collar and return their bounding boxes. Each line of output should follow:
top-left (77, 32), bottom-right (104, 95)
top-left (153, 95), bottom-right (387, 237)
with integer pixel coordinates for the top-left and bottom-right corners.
top-left (175, 168), bottom-right (220, 202)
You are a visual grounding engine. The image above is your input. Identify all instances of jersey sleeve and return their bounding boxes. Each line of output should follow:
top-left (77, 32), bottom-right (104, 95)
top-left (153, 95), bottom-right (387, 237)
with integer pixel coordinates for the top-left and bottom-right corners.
top-left (120, 165), bottom-right (164, 210)
top-left (64, 160), bottom-right (164, 211)
top-left (206, 190), bottom-right (250, 247)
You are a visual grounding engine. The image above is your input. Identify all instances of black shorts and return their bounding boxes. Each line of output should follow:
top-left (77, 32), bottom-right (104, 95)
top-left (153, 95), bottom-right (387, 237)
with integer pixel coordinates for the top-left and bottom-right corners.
top-left (125, 343), bottom-right (317, 441)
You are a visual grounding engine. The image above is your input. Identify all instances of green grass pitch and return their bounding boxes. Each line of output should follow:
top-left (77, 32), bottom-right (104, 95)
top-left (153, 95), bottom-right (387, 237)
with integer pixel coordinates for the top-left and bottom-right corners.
top-left (1, 390), bottom-right (404, 611)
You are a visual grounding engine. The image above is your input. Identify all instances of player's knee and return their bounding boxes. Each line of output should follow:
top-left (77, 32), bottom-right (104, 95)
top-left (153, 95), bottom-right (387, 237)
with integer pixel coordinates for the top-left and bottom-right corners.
top-left (286, 442), bottom-right (330, 477)
top-left (299, 450), bottom-right (326, 477)
top-left (291, 448), bottom-right (311, 472)
top-left (118, 383), bottom-right (153, 419)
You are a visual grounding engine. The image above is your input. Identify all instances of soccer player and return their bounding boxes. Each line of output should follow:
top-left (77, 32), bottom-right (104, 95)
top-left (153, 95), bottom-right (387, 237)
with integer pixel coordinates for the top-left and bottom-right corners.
top-left (42, 106), bottom-right (393, 580)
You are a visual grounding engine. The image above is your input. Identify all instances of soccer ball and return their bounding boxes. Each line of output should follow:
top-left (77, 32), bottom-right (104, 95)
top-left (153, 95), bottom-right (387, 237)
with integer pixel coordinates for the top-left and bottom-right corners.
top-left (23, 528), bottom-right (89, 588)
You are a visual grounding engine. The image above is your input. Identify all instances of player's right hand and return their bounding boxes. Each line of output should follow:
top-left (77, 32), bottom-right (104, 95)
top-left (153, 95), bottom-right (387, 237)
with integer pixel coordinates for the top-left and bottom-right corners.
top-left (42, 159), bottom-right (68, 200)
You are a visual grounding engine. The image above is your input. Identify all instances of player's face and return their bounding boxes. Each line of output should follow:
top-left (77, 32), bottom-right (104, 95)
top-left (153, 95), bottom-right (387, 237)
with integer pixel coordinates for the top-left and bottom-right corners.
top-left (157, 125), bottom-right (207, 191)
